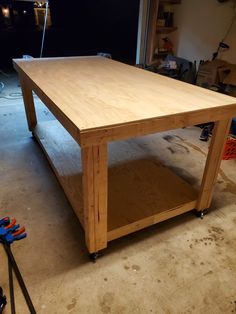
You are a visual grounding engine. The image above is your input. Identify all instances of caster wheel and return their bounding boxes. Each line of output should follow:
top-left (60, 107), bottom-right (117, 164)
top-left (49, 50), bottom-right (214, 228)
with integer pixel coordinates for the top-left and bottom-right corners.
top-left (195, 209), bottom-right (208, 219)
top-left (31, 132), bottom-right (36, 141)
top-left (89, 252), bottom-right (103, 263)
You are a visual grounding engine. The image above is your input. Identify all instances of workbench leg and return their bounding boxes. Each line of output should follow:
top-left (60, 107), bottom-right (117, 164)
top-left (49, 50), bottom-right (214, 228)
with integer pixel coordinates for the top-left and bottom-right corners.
top-left (81, 144), bottom-right (108, 254)
top-left (20, 76), bottom-right (37, 131)
top-left (196, 119), bottom-right (231, 213)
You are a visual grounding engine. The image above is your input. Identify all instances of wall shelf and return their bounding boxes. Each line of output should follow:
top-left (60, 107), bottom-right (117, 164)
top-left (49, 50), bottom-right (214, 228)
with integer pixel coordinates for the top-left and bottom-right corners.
top-left (145, 0), bottom-right (181, 65)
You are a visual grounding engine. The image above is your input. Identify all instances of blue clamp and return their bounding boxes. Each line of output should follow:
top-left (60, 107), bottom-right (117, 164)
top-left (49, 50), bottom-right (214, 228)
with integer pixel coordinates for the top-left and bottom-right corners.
top-left (0, 218), bottom-right (27, 244)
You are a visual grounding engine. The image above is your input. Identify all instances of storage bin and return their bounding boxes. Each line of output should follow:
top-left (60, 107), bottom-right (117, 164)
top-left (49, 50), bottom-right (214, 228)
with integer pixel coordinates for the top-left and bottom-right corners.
top-left (222, 135), bottom-right (236, 160)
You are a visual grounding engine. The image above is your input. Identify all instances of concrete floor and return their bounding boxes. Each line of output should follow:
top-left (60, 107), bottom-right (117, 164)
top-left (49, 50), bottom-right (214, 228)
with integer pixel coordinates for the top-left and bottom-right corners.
top-left (0, 73), bottom-right (236, 314)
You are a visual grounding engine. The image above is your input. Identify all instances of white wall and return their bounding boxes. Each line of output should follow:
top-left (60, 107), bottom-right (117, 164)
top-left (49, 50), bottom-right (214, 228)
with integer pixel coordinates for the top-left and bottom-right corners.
top-left (173, 0), bottom-right (236, 65)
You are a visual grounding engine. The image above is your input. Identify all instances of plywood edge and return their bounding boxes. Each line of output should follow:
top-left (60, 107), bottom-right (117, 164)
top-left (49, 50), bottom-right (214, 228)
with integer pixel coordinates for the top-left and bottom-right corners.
top-left (107, 200), bottom-right (197, 242)
top-left (13, 55), bottom-right (101, 64)
top-left (80, 105), bottom-right (236, 146)
top-left (30, 80), bottom-right (81, 144)
top-left (13, 63), bottom-right (82, 146)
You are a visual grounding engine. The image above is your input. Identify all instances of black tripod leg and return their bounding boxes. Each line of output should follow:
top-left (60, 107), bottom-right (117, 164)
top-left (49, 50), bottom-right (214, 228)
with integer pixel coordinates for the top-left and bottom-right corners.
top-left (3, 244), bottom-right (36, 314)
top-left (8, 256), bottom-right (16, 314)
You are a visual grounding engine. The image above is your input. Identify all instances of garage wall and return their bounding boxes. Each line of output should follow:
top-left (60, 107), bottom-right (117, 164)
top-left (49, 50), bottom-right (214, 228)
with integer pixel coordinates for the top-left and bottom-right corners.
top-left (173, 0), bottom-right (236, 65)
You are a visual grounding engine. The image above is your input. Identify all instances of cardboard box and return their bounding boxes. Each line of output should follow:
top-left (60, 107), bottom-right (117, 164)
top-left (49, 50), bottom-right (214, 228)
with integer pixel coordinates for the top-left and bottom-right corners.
top-left (223, 64), bottom-right (236, 86)
top-left (196, 59), bottom-right (228, 87)
top-left (196, 59), bottom-right (236, 88)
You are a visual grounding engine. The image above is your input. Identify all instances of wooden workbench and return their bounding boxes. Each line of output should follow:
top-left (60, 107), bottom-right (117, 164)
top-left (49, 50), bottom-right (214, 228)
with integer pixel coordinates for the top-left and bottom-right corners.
top-left (13, 56), bottom-right (236, 256)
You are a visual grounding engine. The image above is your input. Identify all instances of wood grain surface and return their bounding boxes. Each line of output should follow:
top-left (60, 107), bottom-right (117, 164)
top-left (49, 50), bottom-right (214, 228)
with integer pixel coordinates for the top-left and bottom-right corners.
top-left (13, 56), bottom-right (236, 136)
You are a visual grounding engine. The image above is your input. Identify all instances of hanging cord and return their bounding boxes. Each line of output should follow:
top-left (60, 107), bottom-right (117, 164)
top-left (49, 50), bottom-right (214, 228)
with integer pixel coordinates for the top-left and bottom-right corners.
top-left (0, 82), bottom-right (4, 92)
top-left (221, 0), bottom-right (236, 42)
top-left (0, 92), bottom-right (22, 100)
top-left (0, 77), bottom-right (5, 96)
top-left (0, 70), bottom-right (10, 77)
top-left (212, 1), bottom-right (236, 60)
top-left (40, 1), bottom-right (49, 58)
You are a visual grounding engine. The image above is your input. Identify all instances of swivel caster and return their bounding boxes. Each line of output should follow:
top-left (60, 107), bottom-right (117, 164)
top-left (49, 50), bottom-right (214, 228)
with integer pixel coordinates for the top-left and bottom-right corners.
top-left (89, 252), bottom-right (103, 263)
top-left (195, 209), bottom-right (208, 219)
top-left (31, 132), bottom-right (36, 141)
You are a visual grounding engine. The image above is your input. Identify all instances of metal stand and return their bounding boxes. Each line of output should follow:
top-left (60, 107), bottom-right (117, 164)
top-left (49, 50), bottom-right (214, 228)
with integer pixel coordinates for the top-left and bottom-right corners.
top-left (8, 256), bottom-right (16, 314)
top-left (1, 243), bottom-right (36, 314)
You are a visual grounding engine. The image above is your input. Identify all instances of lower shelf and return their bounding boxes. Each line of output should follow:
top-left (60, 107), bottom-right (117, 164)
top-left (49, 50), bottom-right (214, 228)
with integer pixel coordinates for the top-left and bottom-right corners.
top-left (34, 120), bottom-right (198, 242)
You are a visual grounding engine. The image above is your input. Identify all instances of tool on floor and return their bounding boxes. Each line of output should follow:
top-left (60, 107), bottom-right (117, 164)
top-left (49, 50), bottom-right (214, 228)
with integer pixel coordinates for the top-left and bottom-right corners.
top-left (0, 217), bottom-right (36, 314)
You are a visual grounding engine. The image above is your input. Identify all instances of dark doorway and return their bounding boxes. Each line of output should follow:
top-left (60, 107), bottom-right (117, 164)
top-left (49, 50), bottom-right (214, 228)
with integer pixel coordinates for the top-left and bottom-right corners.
top-left (0, 0), bottom-right (140, 68)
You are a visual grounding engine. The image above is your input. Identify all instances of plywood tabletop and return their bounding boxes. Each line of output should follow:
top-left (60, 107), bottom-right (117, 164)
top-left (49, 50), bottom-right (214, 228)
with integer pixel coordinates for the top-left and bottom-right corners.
top-left (13, 56), bottom-right (236, 133)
